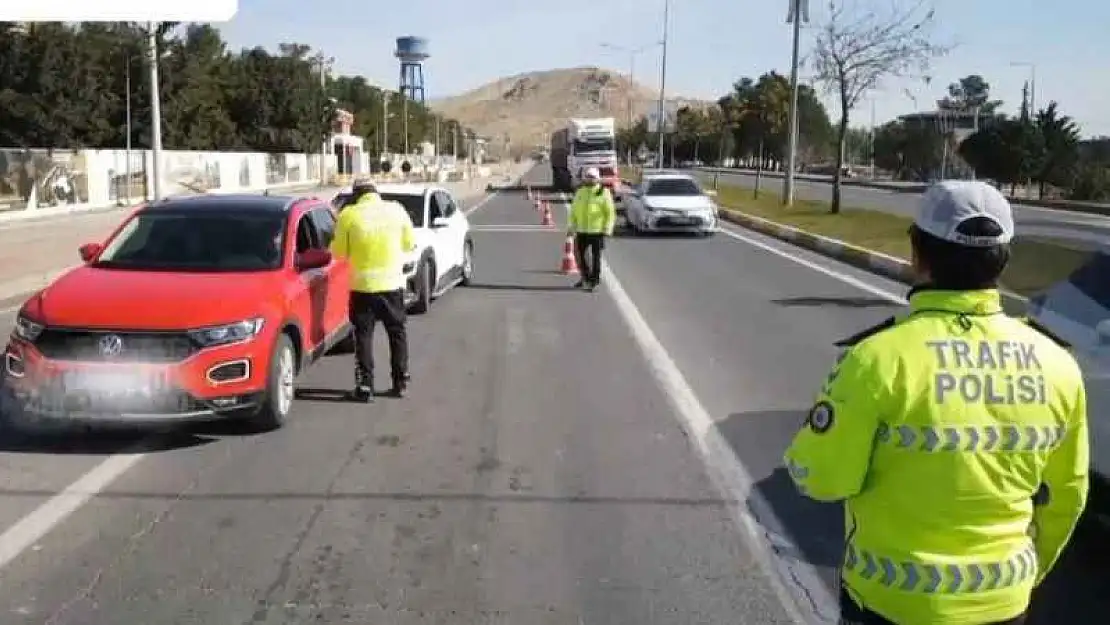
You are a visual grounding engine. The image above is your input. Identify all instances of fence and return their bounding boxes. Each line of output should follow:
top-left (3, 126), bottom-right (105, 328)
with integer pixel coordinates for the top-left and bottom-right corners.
top-left (0, 148), bottom-right (325, 213)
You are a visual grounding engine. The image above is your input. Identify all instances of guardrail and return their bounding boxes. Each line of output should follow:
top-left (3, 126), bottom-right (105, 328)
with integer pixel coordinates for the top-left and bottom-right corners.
top-left (693, 167), bottom-right (1110, 216)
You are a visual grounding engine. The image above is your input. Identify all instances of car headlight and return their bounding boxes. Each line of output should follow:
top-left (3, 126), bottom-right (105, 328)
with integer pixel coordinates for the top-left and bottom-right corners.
top-left (188, 318), bottom-right (265, 348)
top-left (13, 315), bottom-right (43, 342)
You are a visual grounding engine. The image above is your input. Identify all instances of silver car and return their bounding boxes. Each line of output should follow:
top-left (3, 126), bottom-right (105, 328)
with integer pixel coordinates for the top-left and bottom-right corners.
top-left (623, 173), bottom-right (718, 236)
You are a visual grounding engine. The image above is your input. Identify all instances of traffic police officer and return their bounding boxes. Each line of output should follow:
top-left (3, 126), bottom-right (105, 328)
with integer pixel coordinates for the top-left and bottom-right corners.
top-left (784, 180), bottom-right (1089, 625)
top-left (567, 166), bottom-right (616, 292)
top-left (330, 180), bottom-right (417, 400)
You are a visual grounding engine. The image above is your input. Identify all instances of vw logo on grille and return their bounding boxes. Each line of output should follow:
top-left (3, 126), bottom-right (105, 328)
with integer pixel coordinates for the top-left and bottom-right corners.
top-left (98, 334), bottom-right (124, 358)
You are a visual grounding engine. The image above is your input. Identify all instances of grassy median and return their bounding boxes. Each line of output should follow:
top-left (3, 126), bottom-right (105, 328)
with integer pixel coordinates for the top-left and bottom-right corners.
top-left (711, 183), bottom-right (1091, 297)
top-left (621, 166), bottom-right (1091, 296)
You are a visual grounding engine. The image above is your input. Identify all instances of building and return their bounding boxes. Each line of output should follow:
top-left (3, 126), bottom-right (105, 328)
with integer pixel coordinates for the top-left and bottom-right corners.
top-left (328, 108), bottom-right (367, 179)
top-left (898, 109), bottom-right (995, 142)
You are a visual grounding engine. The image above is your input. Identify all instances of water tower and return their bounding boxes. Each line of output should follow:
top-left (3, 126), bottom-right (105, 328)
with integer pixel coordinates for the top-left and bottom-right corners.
top-left (395, 36), bottom-right (429, 103)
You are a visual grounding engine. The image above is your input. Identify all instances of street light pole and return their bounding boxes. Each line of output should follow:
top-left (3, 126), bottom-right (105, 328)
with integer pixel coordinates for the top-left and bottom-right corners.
top-left (783, 0), bottom-right (807, 206)
top-left (1010, 61), bottom-right (1037, 115)
top-left (124, 54), bottom-right (132, 204)
top-left (147, 22), bottom-right (163, 200)
top-left (655, 0), bottom-right (670, 168)
top-left (601, 41), bottom-right (662, 165)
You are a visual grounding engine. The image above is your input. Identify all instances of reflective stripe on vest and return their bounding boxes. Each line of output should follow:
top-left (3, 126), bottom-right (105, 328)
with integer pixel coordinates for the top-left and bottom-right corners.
top-left (875, 423), bottom-right (1067, 453)
top-left (845, 542), bottom-right (1037, 594)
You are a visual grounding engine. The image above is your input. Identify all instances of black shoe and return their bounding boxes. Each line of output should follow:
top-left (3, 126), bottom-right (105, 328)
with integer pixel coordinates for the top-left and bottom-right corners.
top-left (573, 279), bottom-right (585, 289)
top-left (352, 385), bottom-right (374, 403)
top-left (388, 373), bottom-right (410, 398)
top-left (353, 367), bottom-right (374, 402)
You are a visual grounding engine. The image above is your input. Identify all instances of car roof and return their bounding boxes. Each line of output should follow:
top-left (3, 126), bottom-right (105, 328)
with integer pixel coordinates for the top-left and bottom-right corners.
top-left (642, 172), bottom-right (699, 182)
top-left (141, 193), bottom-right (302, 214)
top-left (374, 183), bottom-right (442, 197)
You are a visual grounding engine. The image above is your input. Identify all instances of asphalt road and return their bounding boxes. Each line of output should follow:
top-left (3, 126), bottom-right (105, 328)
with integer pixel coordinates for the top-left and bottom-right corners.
top-left (700, 169), bottom-right (1110, 245)
top-left (0, 168), bottom-right (1105, 624)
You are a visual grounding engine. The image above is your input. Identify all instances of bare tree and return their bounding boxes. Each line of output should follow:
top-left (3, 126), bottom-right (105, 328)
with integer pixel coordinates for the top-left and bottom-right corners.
top-left (810, 0), bottom-right (950, 213)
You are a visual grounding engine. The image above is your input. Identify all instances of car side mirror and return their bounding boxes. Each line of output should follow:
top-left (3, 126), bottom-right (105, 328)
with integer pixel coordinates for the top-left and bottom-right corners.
top-left (296, 248), bottom-right (332, 270)
top-left (431, 216), bottom-right (450, 228)
top-left (78, 242), bottom-right (102, 262)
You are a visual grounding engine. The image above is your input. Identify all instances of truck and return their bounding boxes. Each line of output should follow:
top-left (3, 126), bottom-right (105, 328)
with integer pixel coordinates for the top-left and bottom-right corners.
top-left (549, 117), bottom-right (620, 193)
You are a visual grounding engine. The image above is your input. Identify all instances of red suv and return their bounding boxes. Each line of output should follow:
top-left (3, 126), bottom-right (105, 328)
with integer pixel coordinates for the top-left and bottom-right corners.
top-left (1, 193), bottom-right (352, 431)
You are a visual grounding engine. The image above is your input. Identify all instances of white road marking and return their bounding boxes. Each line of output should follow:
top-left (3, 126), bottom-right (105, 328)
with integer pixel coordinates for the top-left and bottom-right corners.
top-left (600, 258), bottom-right (829, 624)
top-left (548, 194), bottom-right (832, 623)
top-left (0, 444), bottom-right (151, 572)
top-left (714, 226), bottom-right (908, 304)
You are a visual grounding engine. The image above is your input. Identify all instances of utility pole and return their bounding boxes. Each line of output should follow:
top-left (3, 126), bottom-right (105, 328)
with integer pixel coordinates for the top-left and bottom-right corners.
top-left (382, 90), bottom-right (389, 156)
top-left (317, 54), bottom-right (330, 184)
top-left (783, 0), bottom-right (808, 206)
top-left (124, 53), bottom-right (132, 204)
top-left (147, 22), bottom-right (163, 200)
top-left (655, 0), bottom-right (670, 168)
top-left (600, 41), bottom-right (662, 165)
top-left (402, 95), bottom-right (410, 155)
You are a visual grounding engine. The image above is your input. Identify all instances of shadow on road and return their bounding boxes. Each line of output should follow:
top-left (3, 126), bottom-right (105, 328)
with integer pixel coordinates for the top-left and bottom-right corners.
top-left (0, 424), bottom-right (214, 455)
top-left (463, 283), bottom-right (579, 292)
top-left (772, 296), bottom-right (902, 309)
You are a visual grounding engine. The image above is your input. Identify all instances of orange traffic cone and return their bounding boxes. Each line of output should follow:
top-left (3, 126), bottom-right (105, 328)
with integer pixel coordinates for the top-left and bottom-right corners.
top-left (541, 201), bottom-right (554, 226)
top-left (560, 235), bottom-right (578, 275)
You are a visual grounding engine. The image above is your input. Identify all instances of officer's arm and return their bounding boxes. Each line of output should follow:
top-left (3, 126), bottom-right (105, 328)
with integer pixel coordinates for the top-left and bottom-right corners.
top-left (783, 346), bottom-right (883, 502)
top-left (602, 189), bottom-right (616, 236)
top-left (1032, 383), bottom-right (1090, 585)
top-left (330, 209), bottom-right (352, 259)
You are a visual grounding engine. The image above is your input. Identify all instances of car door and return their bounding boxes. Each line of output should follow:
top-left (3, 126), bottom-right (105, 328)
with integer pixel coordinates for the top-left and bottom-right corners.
top-left (290, 212), bottom-right (330, 350)
top-left (435, 190), bottom-right (466, 270)
top-left (308, 205), bottom-right (349, 338)
top-left (427, 191), bottom-right (459, 283)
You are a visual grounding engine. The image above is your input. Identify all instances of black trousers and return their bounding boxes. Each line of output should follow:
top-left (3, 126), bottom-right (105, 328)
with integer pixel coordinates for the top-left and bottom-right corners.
top-left (349, 289), bottom-right (407, 384)
top-left (574, 233), bottom-right (605, 285)
top-left (839, 587), bottom-right (1027, 625)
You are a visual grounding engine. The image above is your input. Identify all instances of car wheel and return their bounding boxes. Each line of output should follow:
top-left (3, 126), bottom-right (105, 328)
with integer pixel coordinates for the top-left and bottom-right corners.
top-left (248, 333), bottom-right (296, 431)
top-left (410, 258), bottom-right (433, 314)
top-left (461, 241), bottom-right (474, 286)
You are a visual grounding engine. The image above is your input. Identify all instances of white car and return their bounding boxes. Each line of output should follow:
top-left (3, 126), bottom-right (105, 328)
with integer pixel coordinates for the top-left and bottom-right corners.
top-left (623, 172), bottom-right (719, 236)
top-left (331, 183), bottom-right (474, 314)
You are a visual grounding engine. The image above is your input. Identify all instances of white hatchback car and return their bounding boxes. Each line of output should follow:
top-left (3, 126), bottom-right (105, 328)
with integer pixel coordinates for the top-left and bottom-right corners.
top-left (331, 183), bottom-right (474, 313)
top-left (623, 172), bottom-right (719, 236)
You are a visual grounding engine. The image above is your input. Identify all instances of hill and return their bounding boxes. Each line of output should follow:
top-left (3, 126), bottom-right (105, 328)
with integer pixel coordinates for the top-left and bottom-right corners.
top-left (428, 67), bottom-right (712, 149)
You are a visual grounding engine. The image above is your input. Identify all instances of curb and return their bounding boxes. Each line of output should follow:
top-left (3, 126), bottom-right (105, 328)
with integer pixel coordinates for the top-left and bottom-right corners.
top-left (716, 208), bottom-right (1030, 313)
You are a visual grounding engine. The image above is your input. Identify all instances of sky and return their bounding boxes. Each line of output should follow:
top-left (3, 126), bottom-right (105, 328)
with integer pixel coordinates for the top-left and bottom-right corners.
top-left (216, 0), bottom-right (1110, 138)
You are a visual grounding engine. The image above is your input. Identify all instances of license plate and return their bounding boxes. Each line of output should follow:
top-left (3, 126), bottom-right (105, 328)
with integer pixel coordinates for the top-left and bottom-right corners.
top-left (62, 370), bottom-right (166, 398)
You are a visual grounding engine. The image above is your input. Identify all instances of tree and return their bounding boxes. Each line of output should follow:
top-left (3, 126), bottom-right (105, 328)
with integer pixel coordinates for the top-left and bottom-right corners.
top-left (959, 117), bottom-right (1044, 193)
top-left (1034, 101), bottom-right (1081, 198)
top-left (810, 0), bottom-right (950, 213)
top-left (873, 120), bottom-right (944, 181)
top-left (717, 72), bottom-right (833, 167)
top-left (937, 75), bottom-right (1002, 114)
top-left (0, 21), bottom-right (473, 156)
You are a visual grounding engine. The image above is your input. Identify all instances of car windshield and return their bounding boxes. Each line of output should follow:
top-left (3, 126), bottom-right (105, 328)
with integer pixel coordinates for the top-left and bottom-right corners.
top-left (94, 210), bottom-right (288, 272)
top-left (573, 137), bottom-right (614, 153)
top-left (646, 178), bottom-right (702, 196)
top-left (380, 193), bottom-right (425, 227)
